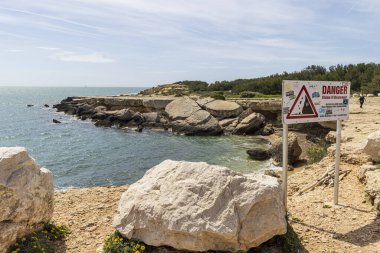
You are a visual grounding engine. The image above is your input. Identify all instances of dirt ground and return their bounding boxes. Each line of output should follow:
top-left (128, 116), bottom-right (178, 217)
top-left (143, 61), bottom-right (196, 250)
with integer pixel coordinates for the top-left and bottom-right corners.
top-left (52, 98), bottom-right (380, 253)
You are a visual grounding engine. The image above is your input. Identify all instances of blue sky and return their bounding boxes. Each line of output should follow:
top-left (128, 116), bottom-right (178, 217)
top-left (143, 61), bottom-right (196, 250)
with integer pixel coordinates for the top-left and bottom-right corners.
top-left (0, 0), bottom-right (379, 87)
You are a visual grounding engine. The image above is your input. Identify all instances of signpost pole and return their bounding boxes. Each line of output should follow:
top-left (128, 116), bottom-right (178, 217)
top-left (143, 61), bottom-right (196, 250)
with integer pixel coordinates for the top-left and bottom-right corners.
top-left (334, 119), bottom-right (342, 205)
top-left (282, 123), bottom-right (288, 209)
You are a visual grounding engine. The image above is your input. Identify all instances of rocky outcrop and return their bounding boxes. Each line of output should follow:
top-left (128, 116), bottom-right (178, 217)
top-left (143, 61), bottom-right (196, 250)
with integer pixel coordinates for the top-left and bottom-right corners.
top-left (204, 100), bottom-right (243, 119)
top-left (357, 164), bottom-right (380, 212)
top-left (0, 147), bottom-right (54, 253)
top-left (270, 133), bottom-right (302, 165)
top-left (113, 160), bottom-right (286, 252)
top-left (233, 112), bottom-right (265, 135)
top-left (363, 130), bottom-right (380, 162)
top-left (54, 96), bottom-right (276, 136)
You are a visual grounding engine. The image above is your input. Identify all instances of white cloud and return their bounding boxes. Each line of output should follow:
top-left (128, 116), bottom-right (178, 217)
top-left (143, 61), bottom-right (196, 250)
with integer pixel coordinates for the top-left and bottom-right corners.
top-left (50, 50), bottom-right (115, 63)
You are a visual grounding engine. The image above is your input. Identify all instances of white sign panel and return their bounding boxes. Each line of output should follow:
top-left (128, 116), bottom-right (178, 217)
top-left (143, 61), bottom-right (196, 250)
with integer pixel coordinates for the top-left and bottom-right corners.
top-left (282, 80), bottom-right (350, 124)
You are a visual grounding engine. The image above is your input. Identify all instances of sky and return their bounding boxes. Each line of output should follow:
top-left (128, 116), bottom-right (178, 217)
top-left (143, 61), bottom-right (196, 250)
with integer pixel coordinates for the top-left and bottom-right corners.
top-left (0, 0), bottom-right (379, 87)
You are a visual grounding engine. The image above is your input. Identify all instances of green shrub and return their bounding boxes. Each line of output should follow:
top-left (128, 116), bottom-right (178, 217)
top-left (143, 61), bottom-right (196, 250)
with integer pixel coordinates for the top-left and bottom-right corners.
top-left (103, 231), bottom-right (147, 253)
top-left (306, 140), bottom-right (329, 163)
top-left (7, 224), bottom-right (71, 253)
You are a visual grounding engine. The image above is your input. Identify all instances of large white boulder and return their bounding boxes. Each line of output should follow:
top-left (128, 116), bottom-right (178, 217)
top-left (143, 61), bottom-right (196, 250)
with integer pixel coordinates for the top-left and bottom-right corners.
top-left (0, 147), bottom-right (54, 253)
top-left (113, 160), bottom-right (286, 252)
top-left (363, 130), bottom-right (380, 162)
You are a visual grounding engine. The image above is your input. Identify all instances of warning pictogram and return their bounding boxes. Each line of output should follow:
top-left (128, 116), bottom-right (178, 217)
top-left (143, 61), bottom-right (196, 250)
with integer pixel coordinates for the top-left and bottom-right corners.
top-left (286, 85), bottom-right (318, 119)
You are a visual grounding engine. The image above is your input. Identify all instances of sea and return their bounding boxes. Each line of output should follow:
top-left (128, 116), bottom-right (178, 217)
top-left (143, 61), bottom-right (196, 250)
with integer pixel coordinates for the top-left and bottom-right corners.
top-left (0, 87), bottom-right (270, 189)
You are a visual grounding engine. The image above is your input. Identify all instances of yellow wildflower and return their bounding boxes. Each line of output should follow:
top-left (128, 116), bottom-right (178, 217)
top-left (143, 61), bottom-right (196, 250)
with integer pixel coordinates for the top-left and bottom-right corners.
top-left (141, 245), bottom-right (145, 250)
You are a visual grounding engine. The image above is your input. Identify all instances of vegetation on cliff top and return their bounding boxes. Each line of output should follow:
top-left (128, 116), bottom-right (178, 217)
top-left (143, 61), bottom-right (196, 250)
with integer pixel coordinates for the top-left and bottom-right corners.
top-left (144, 63), bottom-right (380, 96)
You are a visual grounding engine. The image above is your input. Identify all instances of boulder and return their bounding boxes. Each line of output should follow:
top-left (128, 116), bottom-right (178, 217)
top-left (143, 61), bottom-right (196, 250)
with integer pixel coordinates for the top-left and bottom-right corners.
top-left (171, 110), bottom-right (222, 136)
top-left (114, 108), bottom-right (134, 122)
top-left (204, 100), bottom-right (243, 119)
top-left (165, 97), bottom-right (201, 120)
top-left (113, 160), bottom-right (286, 252)
top-left (0, 147), bottom-right (54, 253)
top-left (270, 133), bottom-right (302, 165)
top-left (76, 103), bottom-right (94, 116)
top-left (142, 112), bottom-right (159, 123)
top-left (44, 104), bottom-right (49, 108)
top-left (247, 148), bottom-right (272, 160)
top-left (363, 130), bottom-right (380, 162)
top-left (357, 165), bottom-right (380, 212)
top-left (352, 93), bottom-right (359, 97)
top-left (365, 170), bottom-right (380, 212)
top-left (367, 94), bottom-right (374, 97)
top-left (233, 113), bottom-right (265, 135)
top-left (52, 119), bottom-right (61, 124)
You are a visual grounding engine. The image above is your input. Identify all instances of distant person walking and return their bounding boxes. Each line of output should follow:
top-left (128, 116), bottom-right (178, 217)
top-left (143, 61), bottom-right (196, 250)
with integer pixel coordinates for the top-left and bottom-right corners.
top-left (359, 94), bottom-right (366, 108)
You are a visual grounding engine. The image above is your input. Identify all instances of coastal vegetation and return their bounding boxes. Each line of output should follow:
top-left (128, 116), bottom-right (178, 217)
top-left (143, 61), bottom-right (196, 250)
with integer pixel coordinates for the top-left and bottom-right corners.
top-left (103, 232), bottom-right (146, 253)
top-left (6, 224), bottom-right (71, 253)
top-left (158, 63), bottom-right (380, 97)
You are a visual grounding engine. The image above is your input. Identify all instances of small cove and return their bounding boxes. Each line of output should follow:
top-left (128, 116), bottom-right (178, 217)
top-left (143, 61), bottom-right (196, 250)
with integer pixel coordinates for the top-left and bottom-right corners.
top-left (0, 86), bottom-right (270, 189)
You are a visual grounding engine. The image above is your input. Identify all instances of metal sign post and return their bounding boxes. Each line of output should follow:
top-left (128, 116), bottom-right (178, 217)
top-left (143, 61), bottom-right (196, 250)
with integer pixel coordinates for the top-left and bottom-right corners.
top-left (282, 123), bottom-right (288, 208)
top-left (334, 119), bottom-right (342, 205)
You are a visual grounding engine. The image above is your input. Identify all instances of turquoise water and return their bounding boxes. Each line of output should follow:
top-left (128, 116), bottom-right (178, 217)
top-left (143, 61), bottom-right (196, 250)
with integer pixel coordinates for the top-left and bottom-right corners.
top-left (0, 87), bottom-right (270, 189)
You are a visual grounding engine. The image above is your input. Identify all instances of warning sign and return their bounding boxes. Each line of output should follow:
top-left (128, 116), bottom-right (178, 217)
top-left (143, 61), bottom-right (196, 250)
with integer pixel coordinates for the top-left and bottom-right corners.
top-left (282, 81), bottom-right (350, 124)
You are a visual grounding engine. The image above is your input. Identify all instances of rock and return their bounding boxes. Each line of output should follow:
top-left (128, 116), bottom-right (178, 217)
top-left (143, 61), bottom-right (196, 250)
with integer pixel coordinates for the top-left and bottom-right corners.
top-left (53, 119), bottom-right (61, 124)
top-left (76, 104), bottom-right (94, 116)
top-left (318, 121), bottom-right (337, 130)
top-left (91, 111), bottom-right (108, 120)
top-left (325, 131), bottom-right (336, 143)
top-left (44, 104), bottom-right (49, 108)
top-left (204, 100), bottom-right (243, 119)
top-left (141, 112), bottom-right (159, 123)
top-left (233, 113), bottom-right (265, 135)
top-left (113, 160), bottom-right (286, 252)
top-left (165, 97), bottom-right (201, 120)
top-left (360, 169), bottom-right (380, 212)
top-left (196, 97), bottom-right (215, 108)
top-left (0, 147), bottom-right (54, 253)
top-left (378, 93), bottom-right (380, 97)
top-left (171, 110), bottom-right (222, 136)
top-left (114, 109), bottom-right (134, 122)
top-left (94, 106), bottom-right (107, 112)
top-left (357, 164), bottom-right (378, 182)
top-left (132, 112), bottom-right (145, 125)
top-left (238, 108), bottom-right (254, 122)
top-left (363, 130), bottom-right (380, 162)
top-left (352, 93), bottom-right (359, 97)
top-left (247, 148), bottom-right (272, 160)
top-left (367, 94), bottom-right (374, 97)
top-left (270, 133), bottom-right (302, 165)
top-left (94, 119), bottom-right (113, 127)
top-left (218, 118), bottom-right (237, 127)
top-left (27, 104), bottom-right (34, 107)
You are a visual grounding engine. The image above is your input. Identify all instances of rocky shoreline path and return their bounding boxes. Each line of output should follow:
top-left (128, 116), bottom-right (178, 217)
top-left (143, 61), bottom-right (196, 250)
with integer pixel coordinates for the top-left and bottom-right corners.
top-left (51, 97), bottom-right (380, 253)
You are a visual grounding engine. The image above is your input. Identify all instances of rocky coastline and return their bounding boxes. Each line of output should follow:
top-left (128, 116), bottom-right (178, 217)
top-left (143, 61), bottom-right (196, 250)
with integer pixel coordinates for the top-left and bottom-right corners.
top-left (53, 95), bottom-right (281, 136)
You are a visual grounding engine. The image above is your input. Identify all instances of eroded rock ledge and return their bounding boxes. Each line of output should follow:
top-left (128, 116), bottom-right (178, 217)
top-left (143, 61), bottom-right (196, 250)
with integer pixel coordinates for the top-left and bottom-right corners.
top-left (54, 96), bottom-right (280, 136)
